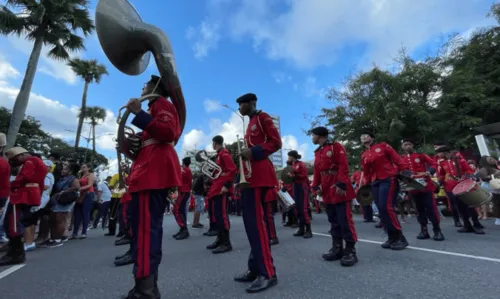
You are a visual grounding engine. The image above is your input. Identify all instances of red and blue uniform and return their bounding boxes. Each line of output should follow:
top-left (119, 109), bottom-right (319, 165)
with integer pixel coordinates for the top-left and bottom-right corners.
top-left (174, 165), bottom-right (192, 229)
top-left (401, 153), bottom-right (440, 226)
top-left (290, 160), bottom-right (311, 226)
top-left (361, 142), bottom-right (406, 233)
top-left (241, 110), bottom-right (281, 279)
top-left (312, 142), bottom-right (357, 244)
top-left (129, 96), bottom-right (181, 281)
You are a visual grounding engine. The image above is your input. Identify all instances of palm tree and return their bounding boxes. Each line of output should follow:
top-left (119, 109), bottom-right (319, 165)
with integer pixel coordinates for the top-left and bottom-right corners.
top-left (80, 106), bottom-right (107, 168)
top-left (68, 58), bottom-right (108, 151)
top-left (0, 0), bottom-right (94, 149)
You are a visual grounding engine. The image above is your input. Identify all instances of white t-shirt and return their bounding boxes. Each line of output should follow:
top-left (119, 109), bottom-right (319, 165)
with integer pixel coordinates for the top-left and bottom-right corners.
top-left (40, 173), bottom-right (55, 209)
top-left (97, 183), bottom-right (112, 202)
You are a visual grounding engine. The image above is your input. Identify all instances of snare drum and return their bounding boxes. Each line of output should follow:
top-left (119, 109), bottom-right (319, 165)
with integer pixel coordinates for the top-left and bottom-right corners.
top-left (452, 179), bottom-right (492, 207)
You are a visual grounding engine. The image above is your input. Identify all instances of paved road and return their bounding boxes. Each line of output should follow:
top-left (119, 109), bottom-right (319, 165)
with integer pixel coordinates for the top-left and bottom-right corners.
top-left (0, 212), bottom-right (499, 299)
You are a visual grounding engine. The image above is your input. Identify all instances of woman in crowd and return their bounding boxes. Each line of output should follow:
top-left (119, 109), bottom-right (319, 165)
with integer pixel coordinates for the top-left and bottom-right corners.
top-left (477, 156), bottom-right (500, 225)
top-left (43, 163), bottom-right (80, 248)
top-left (71, 163), bottom-right (95, 239)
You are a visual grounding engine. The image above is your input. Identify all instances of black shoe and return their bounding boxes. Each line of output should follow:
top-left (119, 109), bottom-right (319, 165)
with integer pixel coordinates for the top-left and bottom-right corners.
top-left (293, 224), bottom-right (304, 237)
top-left (457, 225), bottom-right (474, 233)
top-left (270, 238), bottom-right (279, 246)
top-left (433, 229), bottom-right (445, 241)
top-left (291, 223), bottom-right (298, 229)
top-left (472, 226), bottom-right (485, 235)
top-left (417, 225), bottom-right (430, 240)
top-left (115, 249), bottom-right (131, 260)
top-left (114, 254), bottom-right (133, 267)
top-left (322, 238), bottom-right (343, 261)
top-left (340, 243), bottom-right (358, 267)
top-left (283, 222), bottom-right (291, 227)
top-left (245, 276), bottom-right (278, 293)
top-left (116, 232), bottom-right (125, 238)
top-left (203, 229), bottom-right (218, 236)
top-left (192, 223), bottom-right (204, 228)
top-left (206, 233), bottom-right (222, 250)
top-left (0, 237), bottom-right (25, 266)
top-left (104, 232), bottom-right (115, 236)
top-left (212, 231), bottom-right (232, 254)
top-left (234, 270), bottom-right (258, 282)
top-left (454, 221), bottom-right (463, 228)
top-left (121, 275), bottom-right (156, 299)
top-left (175, 228), bottom-right (189, 240)
top-left (115, 236), bottom-right (132, 246)
top-left (172, 228), bottom-right (182, 239)
top-left (390, 231), bottom-right (409, 250)
top-left (303, 224), bottom-right (312, 239)
top-left (381, 230), bottom-right (396, 249)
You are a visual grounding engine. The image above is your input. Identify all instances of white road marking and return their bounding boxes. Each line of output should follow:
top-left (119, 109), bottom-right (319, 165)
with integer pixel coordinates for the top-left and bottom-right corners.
top-left (313, 232), bottom-right (500, 263)
top-left (0, 264), bottom-right (25, 280)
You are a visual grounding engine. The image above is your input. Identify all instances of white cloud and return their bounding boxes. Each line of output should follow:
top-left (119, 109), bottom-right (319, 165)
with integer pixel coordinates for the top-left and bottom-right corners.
top-left (5, 35), bottom-right (79, 85)
top-left (186, 20), bottom-right (221, 59)
top-left (0, 54), bottom-right (20, 81)
top-left (203, 98), bottom-right (221, 113)
top-left (199, 0), bottom-right (493, 69)
top-left (272, 71), bottom-right (292, 83)
top-left (282, 135), bottom-right (309, 162)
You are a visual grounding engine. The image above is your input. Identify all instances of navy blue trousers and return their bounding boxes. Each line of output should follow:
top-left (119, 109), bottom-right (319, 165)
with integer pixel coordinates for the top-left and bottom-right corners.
top-left (173, 193), bottom-right (190, 228)
top-left (326, 201), bottom-right (358, 242)
top-left (362, 204), bottom-right (374, 221)
top-left (371, 177), bottom-right (401, 232)
top-left (130, 189), bottom-right (168, 279)
top-left (445, 192), bottom-right (479, 225)
top-left (208, 199), bottom-right (216, 230)
top-left (213, 194), bottom-right (230, 232)
top-left (293, 182), bottom-right (311, 225)
top-left (241, 187), bottom-right (276, 279)
top-left (73, 192), bottom-right (94, 236)
top-left (411, 192), bottom-right (440, 226)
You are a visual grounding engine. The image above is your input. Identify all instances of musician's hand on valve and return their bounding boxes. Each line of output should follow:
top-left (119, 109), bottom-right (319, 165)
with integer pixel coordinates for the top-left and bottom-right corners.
top-left (126, 98), bottom-right (142, 114)
top-left (240, 148), bottom-right (253, 161)
top-left (220, 186), bottom-right (228, 194)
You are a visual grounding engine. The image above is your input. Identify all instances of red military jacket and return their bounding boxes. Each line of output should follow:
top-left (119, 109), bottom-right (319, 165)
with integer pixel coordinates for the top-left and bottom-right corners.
top-left (312, 141), bottom-right (355, 204)
top-left (401, 152), bottom-right (437, 193)
top-left (351, 170), bottom-right (362, 189)
top-left (244, 110), bottom-right (281, 188)
top-left (128, 97), bottom-right (181, 192)
top-left (361, 142), bottom-right (406, 184)
top-left (10, 156), bottom-right (47, 205)
top-left (290, 160), bottom-right (309, 184)
top-left (179, 165), bottom-right (193, 193)
top-left (437, 158), bottom-right (473, 192)
top-left (207, 148), bottom-right (236, 200)
top-left (0, 158), bottom-right (10, 198)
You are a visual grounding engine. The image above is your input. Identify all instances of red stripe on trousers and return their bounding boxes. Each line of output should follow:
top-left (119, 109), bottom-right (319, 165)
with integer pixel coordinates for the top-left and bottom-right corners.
top-left (173, 192), bottom-right (186, 228)
top-left (265, 202), bottom-right (276, 239)
top-left (387, 177), bottom-right (401, 230)
top-left (221, 194), bottom-right (230, 230)
top-left (255, 188), bottom-right (275, 277)
top-left (137, 192), bottom-right (151, 278)
top-left (344, 202), bottom-right (358, 242)
top-left (301, 183), bottom-right (310, 224)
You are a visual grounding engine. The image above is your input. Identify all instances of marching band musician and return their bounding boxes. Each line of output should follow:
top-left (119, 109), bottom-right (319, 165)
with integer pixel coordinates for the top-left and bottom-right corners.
top-left (310, 127), bottom-right (358, 266)
top-left (0, 147), bottom-right (47, 266)
top-left (360, 131), bottom-right (409, 250)
top-left (205, 135), bottom-right (236, 254)
top-left (400, 138), bottom-right (444, 241)
top-left (172, 157), bottom-right (193, 241)
top-left (282, 173), bottom-right (298, 228)
top-left (234, 93), bottom-right (280, 293)
top-left (436, 146), bottom-right (485, 234)
top-left (121, 75), bottom-right (182, 298)
top-left (287, 150), bottom-right (313, 238)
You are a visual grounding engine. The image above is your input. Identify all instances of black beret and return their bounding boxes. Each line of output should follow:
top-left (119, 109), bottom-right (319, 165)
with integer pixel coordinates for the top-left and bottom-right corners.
top-left (435, 146), bottom-right (451, 153)
top-left (287, 150), bottom-right (302, 160)
top-left (212, 135), bottom-right (224, 145)
top-left (401, 138), bottom-right (415, 145)
top-left (148, 75), bottom-right (168, 97)
top-left (311, 126), bottom-right (329, 137)
top-left (236, 93), bottom-right (257, 104)
top-left (182, 157), bottom-right (191, 165)
top-left (361, 130), bottom-right (375, 138)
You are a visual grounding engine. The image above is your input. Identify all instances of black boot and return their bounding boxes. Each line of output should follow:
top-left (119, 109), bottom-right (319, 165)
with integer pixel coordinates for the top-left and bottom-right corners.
top-left (115, 235), bottom-right (132, 246)
top-left (0, 237), bottom-right (25, 266)
top-left (472, 219), bottom-right (485, 234)
top-left (432, 224), bottom-right (445, 241)
top-left (390, 230), bottom-right (409, 250)
top-left (212, 231), bottom-right (232, 254)
top-left (293, 224), bottom-right (304, 237)
top-left (234, 270), bottom-right (257, 282)
top-left (172, 227), bottom-right (182, 238)
top-left (381, 230), bottom-right (393, 249)
top-left (206, 232), bottom-right (222, 250)
top-left (322, 237), bottom-right (343, 261)
top-left (416, 225), bottom-right (430, 240)
top-left (303, 224), bottom-right (312, 238)
top-left (115, 249), bottom-right (131, 260)
top-left (174, 227), bottom-right (189, 240)
top-left (114, 253), bottom-right (134, 267)
top-left (122, 275), bottom-right (156, 299)
top-left (270, 238), bottom-right (279, 246)
top-left (245, 275), bottom-right (278, 293)
top-left (457, 220), bottom-right (474, 233)
top-left (340, 242), bottom-right (358, 267)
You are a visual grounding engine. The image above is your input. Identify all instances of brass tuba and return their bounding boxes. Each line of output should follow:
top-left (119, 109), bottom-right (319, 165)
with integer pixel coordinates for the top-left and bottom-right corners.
top-left (95, 0), bottom-right (186, 161)
top-left (195, 150), bottom-right (222, 180)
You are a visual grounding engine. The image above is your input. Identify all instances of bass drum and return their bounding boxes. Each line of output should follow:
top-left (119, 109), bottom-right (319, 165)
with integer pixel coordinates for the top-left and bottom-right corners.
top-left (452, 179), bottom-right (492, 207)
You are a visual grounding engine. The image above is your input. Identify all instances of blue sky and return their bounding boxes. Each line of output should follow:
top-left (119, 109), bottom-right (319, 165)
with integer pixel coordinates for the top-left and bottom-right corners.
top-left (0, 0), bottom-right (495, 173)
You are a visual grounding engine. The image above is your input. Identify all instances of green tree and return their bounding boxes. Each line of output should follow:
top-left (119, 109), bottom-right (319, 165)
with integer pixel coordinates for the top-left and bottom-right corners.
top-left (82, 106), bottom-right (107, 167)
top-left (68, 58), bottom-right (109, 150)
top-left (0, 0), bottom-right (94, 149)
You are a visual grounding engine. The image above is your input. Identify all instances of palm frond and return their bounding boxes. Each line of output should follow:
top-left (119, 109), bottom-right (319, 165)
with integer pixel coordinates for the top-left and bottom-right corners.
top-left (46, 43), bottom-right (70, 60)
top-left (0, 6), bottom-right (26, 35)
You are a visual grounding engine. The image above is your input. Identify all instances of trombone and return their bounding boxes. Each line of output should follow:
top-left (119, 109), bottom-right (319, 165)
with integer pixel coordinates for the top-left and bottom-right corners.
top-left (236, 134), bottom-right (251, 188)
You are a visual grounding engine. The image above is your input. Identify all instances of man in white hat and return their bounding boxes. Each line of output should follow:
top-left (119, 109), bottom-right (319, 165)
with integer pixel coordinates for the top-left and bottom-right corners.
top-left (0, 147), bottom-right (47, 266)
top-left (0, 133), bottom-right (10, 244)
